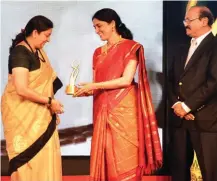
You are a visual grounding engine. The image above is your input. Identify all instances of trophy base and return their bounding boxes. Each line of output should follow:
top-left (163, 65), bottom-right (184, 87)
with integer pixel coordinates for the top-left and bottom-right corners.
top-left (65, 85), bottom-right (75, 95)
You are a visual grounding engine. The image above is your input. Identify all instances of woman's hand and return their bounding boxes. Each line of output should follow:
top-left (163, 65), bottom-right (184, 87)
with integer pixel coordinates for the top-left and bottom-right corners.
top-left (72, 86), bottom-right (87, 97)
top-left (50, 99), bottom-right (64, 114)
top-left (74, 83), bottom-right (96, 97)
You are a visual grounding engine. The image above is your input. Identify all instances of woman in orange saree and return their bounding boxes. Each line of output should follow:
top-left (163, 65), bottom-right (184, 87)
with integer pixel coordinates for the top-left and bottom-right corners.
top-left (1, 16), bottom-right (63, 181)
top-left (75, 8), bottom-right (162, 181)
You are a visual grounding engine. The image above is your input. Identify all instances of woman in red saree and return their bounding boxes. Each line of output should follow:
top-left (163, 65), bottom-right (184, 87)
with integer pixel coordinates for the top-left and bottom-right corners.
top-left (75, 8), bottom-right (162, 181)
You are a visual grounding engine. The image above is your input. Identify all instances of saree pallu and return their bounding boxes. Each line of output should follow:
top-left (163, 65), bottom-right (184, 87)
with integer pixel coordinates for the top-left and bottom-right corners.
top-left (90, 40), bottom-right (162, 181)
top-left (1, 50), bottom-right (62, 181)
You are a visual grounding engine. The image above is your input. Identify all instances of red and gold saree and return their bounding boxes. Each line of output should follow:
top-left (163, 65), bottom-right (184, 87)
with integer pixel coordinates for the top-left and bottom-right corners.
top-left (90, 39), bottom-right (162, 181)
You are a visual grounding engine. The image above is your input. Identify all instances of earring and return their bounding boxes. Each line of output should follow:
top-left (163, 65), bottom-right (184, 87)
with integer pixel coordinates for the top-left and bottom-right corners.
top-left (112, 27), bottom-right (114, 32)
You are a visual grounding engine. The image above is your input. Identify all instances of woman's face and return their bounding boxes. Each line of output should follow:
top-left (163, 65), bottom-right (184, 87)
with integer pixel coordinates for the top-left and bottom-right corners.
top-left (34, 28), bottom-right (52, 49)
top-left (93, 18), bottom-right (114, 41)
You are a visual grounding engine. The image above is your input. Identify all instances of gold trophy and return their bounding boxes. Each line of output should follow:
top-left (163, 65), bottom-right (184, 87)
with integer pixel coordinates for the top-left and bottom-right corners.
top-left (65, 61), bottom-right (80, 96)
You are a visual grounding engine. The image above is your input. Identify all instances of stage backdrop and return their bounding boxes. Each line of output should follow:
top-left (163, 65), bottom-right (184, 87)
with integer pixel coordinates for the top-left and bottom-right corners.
top-left (1, 1), bottom-right (163, 156)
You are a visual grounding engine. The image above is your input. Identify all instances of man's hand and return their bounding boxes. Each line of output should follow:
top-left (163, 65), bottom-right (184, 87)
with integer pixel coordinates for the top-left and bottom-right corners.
top-left (172, 102), bottom-right (187, 118)
top-left (184, 113), bottom-right (195, 120)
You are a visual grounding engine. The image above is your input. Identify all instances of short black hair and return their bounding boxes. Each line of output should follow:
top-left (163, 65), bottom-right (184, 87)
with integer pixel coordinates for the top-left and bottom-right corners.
top-left (191, 6), bottom-right (214, 27)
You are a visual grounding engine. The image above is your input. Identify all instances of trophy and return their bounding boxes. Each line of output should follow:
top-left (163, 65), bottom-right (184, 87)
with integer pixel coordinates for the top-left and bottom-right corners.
top-left (65, 60), bottom-right (80, 95)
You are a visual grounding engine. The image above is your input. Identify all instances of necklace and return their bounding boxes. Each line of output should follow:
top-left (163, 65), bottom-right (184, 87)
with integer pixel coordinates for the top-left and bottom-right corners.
top-left (103, 35), bottom-right (123, 55)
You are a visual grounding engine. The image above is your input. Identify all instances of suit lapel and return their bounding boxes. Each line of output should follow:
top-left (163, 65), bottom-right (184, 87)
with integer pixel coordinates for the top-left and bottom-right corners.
top-left (180, 33), bottom-right (214, 79)
top-left (180, 46), bottom-right (189, 73)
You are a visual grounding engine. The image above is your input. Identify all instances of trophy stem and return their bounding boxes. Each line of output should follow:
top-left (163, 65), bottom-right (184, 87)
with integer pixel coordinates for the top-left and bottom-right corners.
top-left (66, 63), bottom-right (79, 95)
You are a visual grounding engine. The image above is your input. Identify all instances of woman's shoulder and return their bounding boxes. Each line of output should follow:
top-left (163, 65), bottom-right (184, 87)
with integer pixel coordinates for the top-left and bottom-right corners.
top-left (93, 46), bottom-right (103, 57)
top-left (94, 46), bottom-right (102, 52)
top-left (10, 45), bottom-right (29, 54)
top-left (120, 39), bottom-right (142, 53)
top-left (9, 45), bottom-right (32, 60)
top-left (122, 39), bottom-right (141, 47)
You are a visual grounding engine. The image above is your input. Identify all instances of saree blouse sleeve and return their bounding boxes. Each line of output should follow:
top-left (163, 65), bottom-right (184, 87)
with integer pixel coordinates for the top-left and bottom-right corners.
top-left (9, 46), bottom-right (32, 73)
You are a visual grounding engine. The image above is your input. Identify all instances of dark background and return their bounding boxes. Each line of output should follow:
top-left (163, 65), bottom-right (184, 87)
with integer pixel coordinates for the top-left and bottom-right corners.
top-left (1, 1), bottom-right (217, 176)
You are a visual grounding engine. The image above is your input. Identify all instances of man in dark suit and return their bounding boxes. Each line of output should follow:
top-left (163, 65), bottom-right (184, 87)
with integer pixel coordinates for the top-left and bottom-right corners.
top-left (168, 6), bottom-right (217, 181)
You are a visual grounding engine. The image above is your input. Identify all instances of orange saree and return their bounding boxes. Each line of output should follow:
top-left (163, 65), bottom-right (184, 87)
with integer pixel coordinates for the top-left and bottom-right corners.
top-left (1, 49), bottom-right (62, 181)
top-left (90, 40), bottom-right (162, 181)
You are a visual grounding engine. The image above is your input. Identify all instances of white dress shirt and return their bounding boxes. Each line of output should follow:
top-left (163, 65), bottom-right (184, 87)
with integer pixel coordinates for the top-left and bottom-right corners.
top-left (185, 30), bottom-right (212, 68)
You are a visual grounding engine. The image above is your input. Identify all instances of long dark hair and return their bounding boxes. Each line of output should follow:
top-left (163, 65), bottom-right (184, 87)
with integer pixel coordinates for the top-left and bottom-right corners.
top-left (92, 8), bottom-right (133, 40)
top-left (9, 15), bottom-right (53, 53)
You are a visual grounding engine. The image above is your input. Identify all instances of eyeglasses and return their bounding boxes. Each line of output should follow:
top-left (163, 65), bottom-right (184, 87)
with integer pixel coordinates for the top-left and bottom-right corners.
top-left (183, 17), bottom-right (199, 24)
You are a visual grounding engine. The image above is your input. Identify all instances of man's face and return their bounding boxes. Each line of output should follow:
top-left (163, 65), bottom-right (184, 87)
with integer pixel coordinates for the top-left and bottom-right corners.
top-left (183, 8), bottom-right (205, 38)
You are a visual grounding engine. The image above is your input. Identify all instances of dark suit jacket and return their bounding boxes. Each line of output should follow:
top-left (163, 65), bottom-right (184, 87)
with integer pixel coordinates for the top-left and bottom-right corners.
top-left (168, 33), bottom-right (217, 132)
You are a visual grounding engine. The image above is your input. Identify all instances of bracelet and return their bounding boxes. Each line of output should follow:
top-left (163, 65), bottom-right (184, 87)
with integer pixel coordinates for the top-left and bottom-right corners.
top-left (48, 97), bottom-right (52, 105)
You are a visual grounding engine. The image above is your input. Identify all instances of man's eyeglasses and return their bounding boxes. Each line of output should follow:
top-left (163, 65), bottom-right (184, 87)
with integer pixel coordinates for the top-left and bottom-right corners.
top-left (183, 17), bottom-right (199, 24)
